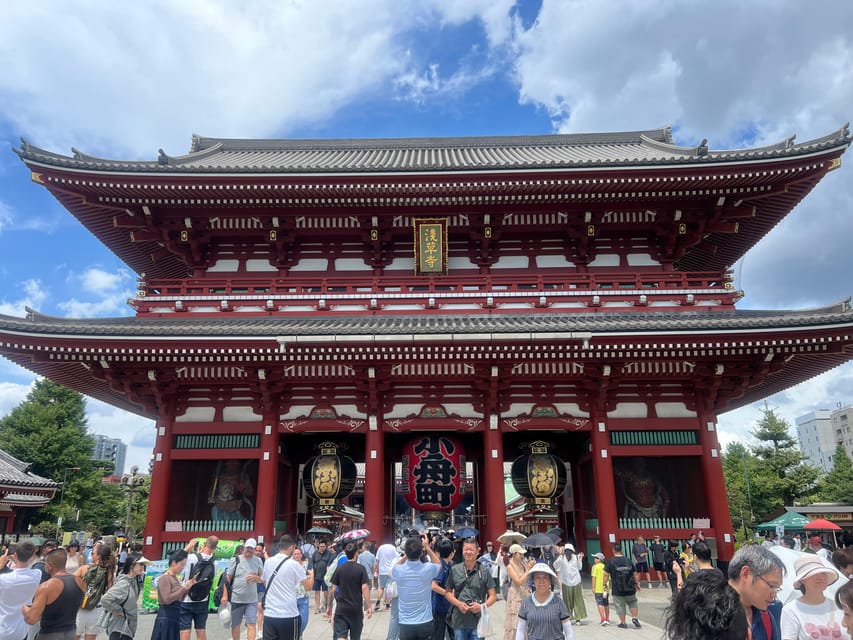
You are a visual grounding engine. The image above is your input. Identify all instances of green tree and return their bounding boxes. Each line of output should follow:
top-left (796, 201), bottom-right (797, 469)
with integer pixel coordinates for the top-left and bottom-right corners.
top-left (750, 404), bottom-right (821, 508)
top-left (819, 445), bottom-right (853, 502)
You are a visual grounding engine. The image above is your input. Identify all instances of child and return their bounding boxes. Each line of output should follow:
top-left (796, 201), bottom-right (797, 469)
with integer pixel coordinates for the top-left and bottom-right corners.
top-left (591, 552), bottom-right (610, 626)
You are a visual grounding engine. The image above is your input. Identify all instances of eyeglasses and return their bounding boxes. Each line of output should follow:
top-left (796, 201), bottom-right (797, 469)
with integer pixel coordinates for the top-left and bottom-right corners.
top-left (757, 574), bottom-right (781, 593)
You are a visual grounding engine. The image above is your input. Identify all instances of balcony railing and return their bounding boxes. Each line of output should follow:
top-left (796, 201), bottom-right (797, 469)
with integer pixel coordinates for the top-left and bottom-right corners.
top-left (131, 271), bottom-right (739, 315)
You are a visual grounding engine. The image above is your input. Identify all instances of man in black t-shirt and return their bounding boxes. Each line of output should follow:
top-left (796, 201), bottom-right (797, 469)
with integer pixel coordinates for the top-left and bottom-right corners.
top-left (329, 543), bottom-right (372, 640)
top-left (311, 541), bottom-right (334, 614)
top-left (604, 543), bottom-right (641, 630)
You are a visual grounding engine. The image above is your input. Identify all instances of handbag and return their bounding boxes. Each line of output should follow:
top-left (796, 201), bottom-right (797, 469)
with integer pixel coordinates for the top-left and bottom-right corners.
top-left (385, 580), bottom-right (398, 600)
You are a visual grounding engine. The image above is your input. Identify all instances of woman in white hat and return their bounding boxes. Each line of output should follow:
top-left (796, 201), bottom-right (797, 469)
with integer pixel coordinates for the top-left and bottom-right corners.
top-left (514, 563), bottom-right (573, 640)
top-left (504, 544), bottom-right (536, 640)
top-left (554, 543), bottom-right (587, 624)
top-left (780, 555), bottom-right (848, 640)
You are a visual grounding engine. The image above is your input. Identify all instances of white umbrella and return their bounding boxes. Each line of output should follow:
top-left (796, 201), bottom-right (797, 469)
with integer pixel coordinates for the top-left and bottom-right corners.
top-left (768, 546), bottom-right (844, 605)
top-left (497, 530), bottom-right (526, 546)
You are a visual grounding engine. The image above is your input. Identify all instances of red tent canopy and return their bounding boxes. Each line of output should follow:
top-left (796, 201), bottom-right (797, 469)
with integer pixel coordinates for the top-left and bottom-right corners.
top-left (803, 518), bottom-right (842, 531)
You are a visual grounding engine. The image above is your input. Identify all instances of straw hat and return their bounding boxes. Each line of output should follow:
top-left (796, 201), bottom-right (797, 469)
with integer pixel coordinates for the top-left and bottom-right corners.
top-left (792, 556), bottom-right (840, 589)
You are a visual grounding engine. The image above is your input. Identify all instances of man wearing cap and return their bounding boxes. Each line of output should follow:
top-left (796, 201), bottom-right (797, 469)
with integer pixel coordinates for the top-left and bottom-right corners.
top-left (591, 552), bottom-right (610, 625)
top-left (22, 548), bottom-right (85, 640)
top-left (780, 556), bottom-right (843, 640)
top-left (727, 544), bottom-right (786, 640)
top-left (223, 538), bottom-right (264, 640)
top-left (0, 541), bottom-right (41, 640)
top-left (805, 535), bottom-right (831, 561)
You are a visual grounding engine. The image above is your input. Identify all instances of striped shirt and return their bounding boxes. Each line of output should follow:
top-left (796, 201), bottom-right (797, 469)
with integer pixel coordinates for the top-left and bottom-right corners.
top-left (517, 593), bottom-right (570, 640)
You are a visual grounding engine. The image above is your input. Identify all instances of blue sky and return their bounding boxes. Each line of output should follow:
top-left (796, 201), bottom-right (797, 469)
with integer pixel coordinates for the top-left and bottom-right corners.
top-left (1, 0), bottom-right (853, 474)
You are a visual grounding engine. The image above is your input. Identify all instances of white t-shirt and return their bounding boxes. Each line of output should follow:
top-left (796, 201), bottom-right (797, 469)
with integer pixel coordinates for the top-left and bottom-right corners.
top-left (780, 596), bottom-right (850, 640)
top-left (376, 544), bottom-right (399, 576)
top-left (0, 567), bottom-right (41, 640)
top-left (262, 554), bottom-right (308, 619)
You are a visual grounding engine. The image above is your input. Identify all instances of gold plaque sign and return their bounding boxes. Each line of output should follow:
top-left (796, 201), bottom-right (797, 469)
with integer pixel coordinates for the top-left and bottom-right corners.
top-left (413, 218), bottom-right (448, 276)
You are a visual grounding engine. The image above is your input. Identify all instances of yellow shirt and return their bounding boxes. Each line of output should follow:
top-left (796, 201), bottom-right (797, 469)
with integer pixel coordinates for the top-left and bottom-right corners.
top-left (591, 562), bottom-right (607, 594)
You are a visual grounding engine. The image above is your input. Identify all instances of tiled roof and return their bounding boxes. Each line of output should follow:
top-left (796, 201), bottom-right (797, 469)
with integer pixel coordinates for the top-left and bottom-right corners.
top-left (0, 449), bottom-right (59, 490)
top-left (15, 125), bottom-right (851, 174)
top-left (0, 300), bottom-right (846, 338)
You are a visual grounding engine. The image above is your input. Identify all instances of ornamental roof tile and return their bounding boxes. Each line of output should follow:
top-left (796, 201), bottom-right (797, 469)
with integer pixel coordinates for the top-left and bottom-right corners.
top-left (15, 125), bottom-right (851, 174)
top-left (0, 449), bottom-right (59, 490)
top-left (0, 299), bottom-right (849, 339)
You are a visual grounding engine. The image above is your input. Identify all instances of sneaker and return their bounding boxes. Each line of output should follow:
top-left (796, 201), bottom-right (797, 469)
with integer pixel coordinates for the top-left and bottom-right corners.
top-left (632, 618), bottom-right (642, 629)
top-left (618, 623), bottom-right (628, 629)
top-left (647, 583), bottom-right (653, 589)
top-left (600, 620), bottom-right (609, 627)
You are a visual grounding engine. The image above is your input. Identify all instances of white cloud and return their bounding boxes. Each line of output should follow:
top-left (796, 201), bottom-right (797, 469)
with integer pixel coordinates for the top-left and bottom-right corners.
top-left (0, 380), bottom-right (34, 416)
top-left (0, 278), bottom-right (48, 316)
top-left (79, 268), bottom-right (124, 294)
top-left (57, 267), bottom-right (135, 318)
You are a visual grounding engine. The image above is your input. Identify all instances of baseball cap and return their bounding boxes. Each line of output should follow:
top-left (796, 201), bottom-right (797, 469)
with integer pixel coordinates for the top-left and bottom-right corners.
top-left (593, 552), bottom-right (605, 561)
top-left (244, 538), bottom-right (257, 549)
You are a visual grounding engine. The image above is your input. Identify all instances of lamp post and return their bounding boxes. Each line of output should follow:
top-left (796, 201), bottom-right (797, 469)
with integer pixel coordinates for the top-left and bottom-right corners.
top-left (120, 465), bottom-right (146, 541)
top-left (56, 466), bottom-right (81, 538)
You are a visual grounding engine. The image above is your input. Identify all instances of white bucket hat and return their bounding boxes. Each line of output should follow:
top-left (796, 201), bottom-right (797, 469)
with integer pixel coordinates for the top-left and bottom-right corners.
top-left (528, 562), bottom-right (560, 590)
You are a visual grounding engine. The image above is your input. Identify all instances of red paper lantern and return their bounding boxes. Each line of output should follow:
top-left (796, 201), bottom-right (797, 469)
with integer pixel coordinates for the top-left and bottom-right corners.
top-left (401, 435), bottom-right (465, 513)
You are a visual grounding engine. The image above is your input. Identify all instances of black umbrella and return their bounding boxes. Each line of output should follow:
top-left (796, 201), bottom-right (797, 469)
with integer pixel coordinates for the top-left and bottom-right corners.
top-left (523, 532), bottom-right (556, 548)
top-left (546, 527), bottom-right (564, 542)
top-left (307, 526), bottom-right (333, 536)
top-left (454, 527), bottom-right (479, 539)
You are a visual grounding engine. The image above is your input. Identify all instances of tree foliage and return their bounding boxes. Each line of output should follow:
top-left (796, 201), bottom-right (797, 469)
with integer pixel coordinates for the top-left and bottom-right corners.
top-left (819, 444), bottom-right (853, 502)
top-left (0, 379), bottom-right (139, 535)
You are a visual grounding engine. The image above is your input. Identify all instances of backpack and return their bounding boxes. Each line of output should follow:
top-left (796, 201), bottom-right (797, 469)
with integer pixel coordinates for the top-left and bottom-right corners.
top-left (187, 556), bottom-right (216, 601)
top-left (325, 554), bottom-right (347, 588)
top-left (610, 560), bottom-right (636, 594)
top-left (81, 564), bottom-right (109, 610)
top-left (213, 556), bottom-right (240, 604)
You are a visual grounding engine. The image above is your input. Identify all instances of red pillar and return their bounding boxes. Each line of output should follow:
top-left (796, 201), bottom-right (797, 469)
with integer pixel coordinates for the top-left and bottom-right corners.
top-left (697, 413), bottom-right (735, 561)
top-left (255, 418), bottom-right (279, 546)
top-left (144, 411), bottom-right (173, 558)
top-left (590, 413), bottom-right (618, 556)
top-left (482, 419), bottom-right (506, 548)
top-left (364, 426), bottom-right (385, 541)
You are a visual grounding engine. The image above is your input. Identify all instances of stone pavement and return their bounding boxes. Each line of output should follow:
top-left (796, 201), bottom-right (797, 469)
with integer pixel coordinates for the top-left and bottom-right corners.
top-left (134, 581), bottom-right (674, 640)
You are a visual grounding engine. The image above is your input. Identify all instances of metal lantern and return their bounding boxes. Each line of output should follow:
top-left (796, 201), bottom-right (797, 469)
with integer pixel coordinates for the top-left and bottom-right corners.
top-left (510, 441), bottom-right (567, 510)
top-left (401, 435), bottom-right (466, 519)
top-left (302, 442), bottom-right (357, 511)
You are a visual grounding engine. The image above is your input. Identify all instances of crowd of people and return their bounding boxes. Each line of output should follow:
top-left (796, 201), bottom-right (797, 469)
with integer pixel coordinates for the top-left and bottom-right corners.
top-left (2, 529), bottom-right (852, 640)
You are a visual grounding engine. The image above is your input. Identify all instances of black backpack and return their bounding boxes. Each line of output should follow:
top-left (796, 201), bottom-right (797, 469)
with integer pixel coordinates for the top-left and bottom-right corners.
top-left (187, 557), bottom-right (216, 601)
top-left (610, 561), bottom-right (636, 594)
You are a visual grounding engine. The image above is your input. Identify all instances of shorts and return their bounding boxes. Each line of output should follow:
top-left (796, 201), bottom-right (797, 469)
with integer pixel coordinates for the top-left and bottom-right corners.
top-left (653, 562), bottom-right (665, 572)
top-left (231, 602), bottom-right (259, 628)
top-left (180, 600), bottom-right (211, 630)
top-left (313, 579), bottom-right (328, 592)
top-left (612, 594), bottom-right (638, 617)
top-left (333, 611), bottom-right (364, 640)
top-left (76, 606), bottom-right (102, 636)
top-left (634, 561), bottom-right (649, 573)
top-left (257, 583), bottom-right (266, 597)
top-left (594, 593), bottom-right (609, 607)
top-left (379, 574), bottom-right (392, 589)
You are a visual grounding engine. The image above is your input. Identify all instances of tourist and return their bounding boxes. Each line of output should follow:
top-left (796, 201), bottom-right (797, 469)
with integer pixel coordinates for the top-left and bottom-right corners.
top-left (151, 550), bottom-right (197, 640)
top-left (513, 564), bottom-right (572, 640)
top-left (591, 552), bottom-right (610, 626)
top-left (832, 547), bottom-right (853, 579)
top-left (835, 579), bottom-right (853, 637)
top-left (180, 536), bottom-right (218, 640)
top-left (605, 543), bottom-right (641, 629)
top-left (357, 541), bottom-right (375, 612)
top-left (780, 556), bottom-right (845, 640)
top-left (392, 534), bottom-right (440, 640)
top-left (375, 540), bottom-right (398, 612)
top-left (430, 537), bottom-right (455, 640)
top-left (632, 536), bottom-right (652, 589)
top-left (689, 540), bottom-right (718, 574)
top-left (504, 544), bottom-right (535, 640)
top-left (727, 544), bottom-right (786, 640)
top-left (554, 543), bottom-right (587, 624)
top-left (262, 535), bottom-right (314, 640)
top-left (445, 538), bottom-right (497, 640)
top-left (0, 541), bottom-right (40, 640)
top-left (663, 541), bottom-right (682, 594)
top-left (222, 538), bottom-right (264, 640)
top-left (650, 535), bottom-right (667, 588)
top-left (328, 542), bottom-right (372, 640)
top-left (290, 547), bottom-right (311, 640)
top-left (75, 543), bottom-right (115, 640)
top-left (805, 535), bottom-right (831, 561)
top-left (99, 553), bottom-right (151, 640)
top-left (23, 548), bottom-right (85, 640)
top-left (310, 540), bottom-right (334, 615)
top-left (664, 569), bottom-right (748, 640)
top-left (65, 541), bottom-right (83, 573)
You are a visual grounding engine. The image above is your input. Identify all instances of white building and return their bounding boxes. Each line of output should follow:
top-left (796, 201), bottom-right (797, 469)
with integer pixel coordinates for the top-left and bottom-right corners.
top-left (796, 407), bottom-right (853, 473)
top-left (92, 434), bottom-right (127, 476)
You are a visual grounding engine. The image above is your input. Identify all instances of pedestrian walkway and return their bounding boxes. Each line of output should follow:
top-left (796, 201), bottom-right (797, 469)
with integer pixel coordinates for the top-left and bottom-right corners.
top-left (135, 582), bottom-right (674, 640)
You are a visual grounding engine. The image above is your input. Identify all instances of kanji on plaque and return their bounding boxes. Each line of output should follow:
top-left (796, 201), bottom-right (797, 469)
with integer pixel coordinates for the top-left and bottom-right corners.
top-left (401, 435), bottom-right (465, 512)
top-left (413, 218), bottom-right (448, 276)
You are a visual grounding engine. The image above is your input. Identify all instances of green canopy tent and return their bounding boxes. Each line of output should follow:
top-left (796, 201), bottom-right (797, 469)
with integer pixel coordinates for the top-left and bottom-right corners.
top-left (755, 511), bottom-right (812, 532)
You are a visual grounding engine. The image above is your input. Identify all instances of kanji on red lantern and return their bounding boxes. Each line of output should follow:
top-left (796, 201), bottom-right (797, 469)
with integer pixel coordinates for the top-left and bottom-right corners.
top-left (401, 435), bottom-right (465, 512)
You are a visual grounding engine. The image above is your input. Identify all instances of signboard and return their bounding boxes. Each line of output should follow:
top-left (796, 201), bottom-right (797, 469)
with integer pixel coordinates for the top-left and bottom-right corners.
top-left (413, 218), bottom-right (448, 276)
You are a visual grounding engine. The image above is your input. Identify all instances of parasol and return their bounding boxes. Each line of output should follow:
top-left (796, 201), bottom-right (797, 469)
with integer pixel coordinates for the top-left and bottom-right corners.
top-left (803, 518), bottom-right (842, 531)
top-left (523, 532), bottom-right (556, 548)
top-left (307, 526), bottom-right (333, 536)
top-left (454, 527), bottom-right (479, 539)
top-left (497, 530), bottom-right (526, 546)
top-left (339, 528), bottom-right (371, 542)
top-left (546, 527), bottom-right (564, 542)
